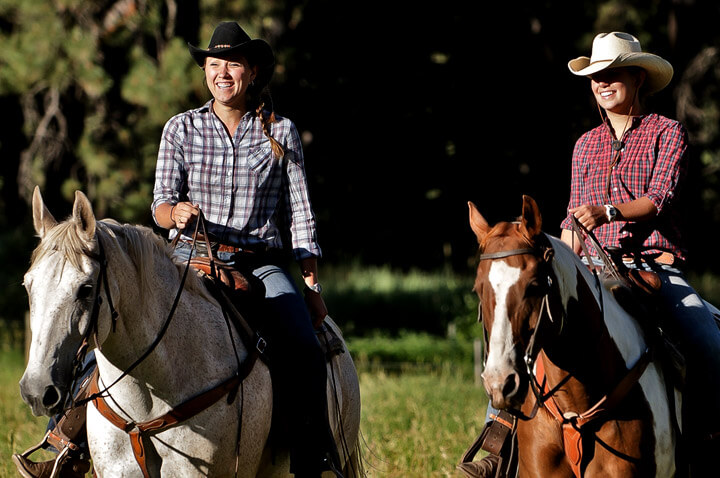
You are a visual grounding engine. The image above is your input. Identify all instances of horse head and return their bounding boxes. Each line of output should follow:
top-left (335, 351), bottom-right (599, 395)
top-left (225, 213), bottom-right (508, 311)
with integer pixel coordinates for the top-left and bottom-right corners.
top-left (469, 195), bottom-right (559, 411)
top-left (20, 186), bottom-right (107, 416)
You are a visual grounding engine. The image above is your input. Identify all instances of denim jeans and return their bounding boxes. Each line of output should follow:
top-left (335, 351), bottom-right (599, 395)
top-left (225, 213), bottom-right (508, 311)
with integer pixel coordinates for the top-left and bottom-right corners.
top-left (173, 242), bottom-right (336, 473)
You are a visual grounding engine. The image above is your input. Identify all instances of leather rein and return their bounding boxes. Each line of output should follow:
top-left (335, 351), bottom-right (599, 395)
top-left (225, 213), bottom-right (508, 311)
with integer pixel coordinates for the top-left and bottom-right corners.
top-left (71, 215), bottom-right (263, 478)
top-left (478, 239), bottom-right (652, 478)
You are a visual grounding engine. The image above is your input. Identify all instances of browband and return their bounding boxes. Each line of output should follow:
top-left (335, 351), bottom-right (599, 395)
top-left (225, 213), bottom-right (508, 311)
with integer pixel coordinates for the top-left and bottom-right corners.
top-left (479, 248), bottom-right (537, 261)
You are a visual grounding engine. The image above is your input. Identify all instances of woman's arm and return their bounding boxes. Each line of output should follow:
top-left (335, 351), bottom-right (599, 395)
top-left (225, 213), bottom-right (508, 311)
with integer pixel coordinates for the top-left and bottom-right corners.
top-left (300, 256), bottom-right (328, 327)
top-left (569, 197), bottom-right (658, 231)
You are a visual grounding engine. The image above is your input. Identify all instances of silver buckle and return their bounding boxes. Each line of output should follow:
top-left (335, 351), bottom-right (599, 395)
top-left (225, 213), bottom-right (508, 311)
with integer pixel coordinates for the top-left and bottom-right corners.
top-left (256, 337), bottom-right (267, 354)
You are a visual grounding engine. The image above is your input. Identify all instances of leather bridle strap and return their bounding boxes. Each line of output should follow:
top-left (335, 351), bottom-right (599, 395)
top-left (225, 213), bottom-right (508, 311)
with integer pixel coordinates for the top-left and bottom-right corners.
top-left (479, 248), bottom-right (536, 261)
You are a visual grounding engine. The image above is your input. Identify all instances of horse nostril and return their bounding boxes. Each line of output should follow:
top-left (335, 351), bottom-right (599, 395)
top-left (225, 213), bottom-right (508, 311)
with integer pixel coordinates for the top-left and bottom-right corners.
top-left (41, 386), bottom-right (61, 409)
top-left (502, 373), bottom-right (520, 399)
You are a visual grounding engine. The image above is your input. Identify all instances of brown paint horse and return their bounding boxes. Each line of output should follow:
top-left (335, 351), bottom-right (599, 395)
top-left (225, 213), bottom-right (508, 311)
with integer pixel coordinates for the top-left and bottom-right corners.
top-left (469, 195), bottom-right (678, 478)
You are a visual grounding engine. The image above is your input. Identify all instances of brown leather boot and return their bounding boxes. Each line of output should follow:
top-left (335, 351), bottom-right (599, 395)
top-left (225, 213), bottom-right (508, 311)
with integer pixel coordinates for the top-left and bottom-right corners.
top-left (457, 454), bottom-right (501, 478)
top-left (12, 452), bottom-right (90, 478)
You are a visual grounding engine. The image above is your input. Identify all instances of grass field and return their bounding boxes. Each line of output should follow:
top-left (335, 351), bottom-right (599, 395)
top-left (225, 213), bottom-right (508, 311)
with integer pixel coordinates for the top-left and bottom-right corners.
top-left (0, 345), bottom-right (488, 478)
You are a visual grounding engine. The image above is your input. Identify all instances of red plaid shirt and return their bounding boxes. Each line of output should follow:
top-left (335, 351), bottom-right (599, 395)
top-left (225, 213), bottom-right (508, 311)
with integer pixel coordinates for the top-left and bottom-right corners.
top-left (561, 113), bottom-right (688, 261)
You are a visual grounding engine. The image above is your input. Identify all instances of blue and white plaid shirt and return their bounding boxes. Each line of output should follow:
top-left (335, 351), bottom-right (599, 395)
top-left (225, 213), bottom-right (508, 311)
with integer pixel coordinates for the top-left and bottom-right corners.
top-left (152, 100), bottom-right (321, 261)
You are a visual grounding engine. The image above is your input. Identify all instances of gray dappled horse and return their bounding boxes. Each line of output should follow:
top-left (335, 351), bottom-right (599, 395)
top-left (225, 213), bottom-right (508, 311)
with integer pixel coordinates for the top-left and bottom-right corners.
top-left (19, 187), bottom-right (362, 477)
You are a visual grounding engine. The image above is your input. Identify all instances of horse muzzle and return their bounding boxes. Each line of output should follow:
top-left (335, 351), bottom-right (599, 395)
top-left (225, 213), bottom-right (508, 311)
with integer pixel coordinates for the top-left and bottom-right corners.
top-left (482, 365), bottom-right (527, 410)
top-left (19, 373), bottom-right (69, 417)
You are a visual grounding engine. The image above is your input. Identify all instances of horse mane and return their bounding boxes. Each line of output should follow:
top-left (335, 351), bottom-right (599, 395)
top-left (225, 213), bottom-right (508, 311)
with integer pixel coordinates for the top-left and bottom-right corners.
top-left (30, 218), bottom-right (210, 300)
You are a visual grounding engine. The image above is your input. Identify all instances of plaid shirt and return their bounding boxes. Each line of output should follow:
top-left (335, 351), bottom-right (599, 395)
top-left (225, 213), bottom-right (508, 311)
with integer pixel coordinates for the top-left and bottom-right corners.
top-left (152, 100), bottom-right (321, 261)
top-left (561, 114), bottom-right (688, 261)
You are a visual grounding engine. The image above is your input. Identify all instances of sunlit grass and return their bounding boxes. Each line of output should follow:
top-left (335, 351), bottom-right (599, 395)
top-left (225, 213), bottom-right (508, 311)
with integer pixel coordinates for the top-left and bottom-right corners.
top-left (358, 368), bottom-right (487, 477)
top-left (0, 348), bottom-right (55, 476)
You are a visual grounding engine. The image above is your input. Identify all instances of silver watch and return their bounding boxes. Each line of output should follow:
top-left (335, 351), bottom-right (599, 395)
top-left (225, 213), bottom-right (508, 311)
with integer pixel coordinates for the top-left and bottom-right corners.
top-left (305, 283), bottom-right (323, 294)
top-left (604, 204), bottom-right (618, 223)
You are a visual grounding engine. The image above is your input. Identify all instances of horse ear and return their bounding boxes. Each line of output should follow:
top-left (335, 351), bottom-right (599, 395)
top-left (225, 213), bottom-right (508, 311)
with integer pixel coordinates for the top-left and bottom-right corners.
top-left (520, 195), bottom-right (542, 238)
top-left (72, 191), bottom-right (96, 240)
top-left (468, 201), bottom-right (490, 243)
top-left (32, 186), bottom-right (58, 239)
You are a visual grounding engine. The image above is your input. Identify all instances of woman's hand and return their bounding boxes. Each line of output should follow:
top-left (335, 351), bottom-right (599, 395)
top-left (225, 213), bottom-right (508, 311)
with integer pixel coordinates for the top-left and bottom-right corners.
top-left (304, 289), bottom-right (329, 329)
top-left (569, 204), bottom-right (607, 231)
top-left (171, 202), bottom-right (200, 230)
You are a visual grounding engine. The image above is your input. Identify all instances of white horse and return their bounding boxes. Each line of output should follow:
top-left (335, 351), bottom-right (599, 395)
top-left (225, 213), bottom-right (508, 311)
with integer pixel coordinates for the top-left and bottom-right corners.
top-left (19, 187), bottom-right (362, 477)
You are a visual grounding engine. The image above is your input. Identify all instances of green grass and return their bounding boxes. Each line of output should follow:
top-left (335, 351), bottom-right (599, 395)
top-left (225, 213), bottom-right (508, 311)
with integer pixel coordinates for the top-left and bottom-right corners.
top-left (0, 348), bottom-right (56, 476)
top-left (358, 367), bottom-right (487, 477)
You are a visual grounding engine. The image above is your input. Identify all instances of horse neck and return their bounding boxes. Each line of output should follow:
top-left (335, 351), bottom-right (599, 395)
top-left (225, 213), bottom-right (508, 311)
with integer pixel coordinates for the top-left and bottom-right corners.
top-left (541, 243), bottom-right (648, 410)
top-left (94, 226), bottom-right (241, 413)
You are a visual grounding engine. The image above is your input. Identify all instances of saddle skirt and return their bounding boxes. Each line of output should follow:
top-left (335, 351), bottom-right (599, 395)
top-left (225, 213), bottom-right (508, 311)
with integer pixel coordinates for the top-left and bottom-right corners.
top-left (190, 256), bottom-right (251, 292)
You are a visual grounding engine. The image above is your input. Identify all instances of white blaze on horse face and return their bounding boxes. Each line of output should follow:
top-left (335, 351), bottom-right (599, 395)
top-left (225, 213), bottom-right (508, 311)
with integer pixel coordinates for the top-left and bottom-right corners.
top-left (484, 261), bottom-right (522, 376)
top-left (20, 251), bottom-right (96, 415)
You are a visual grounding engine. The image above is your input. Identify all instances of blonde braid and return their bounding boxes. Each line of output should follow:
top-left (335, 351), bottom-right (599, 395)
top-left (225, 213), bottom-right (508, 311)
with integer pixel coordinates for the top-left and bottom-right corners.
top-left (256, 102), bottom-right (284, 160)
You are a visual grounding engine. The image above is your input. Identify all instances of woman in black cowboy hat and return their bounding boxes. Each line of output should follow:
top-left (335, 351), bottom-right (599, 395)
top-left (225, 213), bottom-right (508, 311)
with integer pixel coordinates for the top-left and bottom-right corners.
top-left (153, 21), bottom-right (342, 478)
top-left (13, 21), bottom-right (342, 478)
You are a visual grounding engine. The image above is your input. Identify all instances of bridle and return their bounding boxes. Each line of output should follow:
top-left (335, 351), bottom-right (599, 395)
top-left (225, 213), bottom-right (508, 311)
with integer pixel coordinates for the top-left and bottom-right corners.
top-left (477, 241), bottom-right (562, 420)
top-left (477, 236), bottom-right (653, 478)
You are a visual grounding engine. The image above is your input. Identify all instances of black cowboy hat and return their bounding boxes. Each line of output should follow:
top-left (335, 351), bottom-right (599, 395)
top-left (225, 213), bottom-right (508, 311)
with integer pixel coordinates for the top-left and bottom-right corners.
top-left (188, 22), bottom-right (275, 87)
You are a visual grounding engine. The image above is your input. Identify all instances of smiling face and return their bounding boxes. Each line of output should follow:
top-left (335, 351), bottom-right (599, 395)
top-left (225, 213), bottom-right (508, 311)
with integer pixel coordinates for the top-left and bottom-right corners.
top-left (204, 53), bottom-right (258, 110)
top-left (590, 67), bottom-right (645, 115)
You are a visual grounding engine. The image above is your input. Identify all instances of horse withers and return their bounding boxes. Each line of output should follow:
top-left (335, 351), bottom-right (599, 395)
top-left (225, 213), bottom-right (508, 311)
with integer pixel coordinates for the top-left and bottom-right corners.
top-left (18, 187), bottom-right (362, 477)
top-left (466, 195), bottom-right (678, 478)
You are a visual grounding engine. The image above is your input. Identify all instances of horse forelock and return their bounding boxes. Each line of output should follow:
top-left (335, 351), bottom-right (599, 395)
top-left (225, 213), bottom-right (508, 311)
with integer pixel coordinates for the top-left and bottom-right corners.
top-left (30, 220), bottom-right (95, 272)
top-left (478, 221), bottom-right (533, 255)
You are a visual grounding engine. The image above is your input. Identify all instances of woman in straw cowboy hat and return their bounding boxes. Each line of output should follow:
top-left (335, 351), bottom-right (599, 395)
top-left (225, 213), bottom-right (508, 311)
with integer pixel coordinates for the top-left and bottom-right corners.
top-left (460, 31), bottom-right (720, 478)
top-left (13, 21), bottom-right (342, 478)
top-left (560, 31), bottom-right (720, 474)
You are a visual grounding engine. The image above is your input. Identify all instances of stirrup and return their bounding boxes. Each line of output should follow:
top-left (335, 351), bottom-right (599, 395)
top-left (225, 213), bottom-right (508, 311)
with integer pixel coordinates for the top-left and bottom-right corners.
top-left (458, 410), bottom-right (517, 478)
top-left (14, 431), bottom-right (73, 478)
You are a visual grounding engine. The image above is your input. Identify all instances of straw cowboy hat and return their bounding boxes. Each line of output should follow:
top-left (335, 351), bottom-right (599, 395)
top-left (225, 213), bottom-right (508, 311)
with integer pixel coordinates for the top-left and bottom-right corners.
top-left (568, 32), bottom-right (673, 94)
top-left (188, 22), bottom-right (275, 88)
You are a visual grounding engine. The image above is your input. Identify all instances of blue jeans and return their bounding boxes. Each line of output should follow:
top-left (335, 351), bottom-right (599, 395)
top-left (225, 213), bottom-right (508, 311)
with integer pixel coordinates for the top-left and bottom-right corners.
top-left (173, 243), bottom-right (336, 473)
top-left (653, 265), bottom-right (720, 436)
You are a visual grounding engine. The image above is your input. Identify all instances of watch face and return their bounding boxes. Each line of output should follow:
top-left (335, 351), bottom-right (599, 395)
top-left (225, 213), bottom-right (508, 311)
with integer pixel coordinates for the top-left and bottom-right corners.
top-left (606, 205), bottom-right (617, 221)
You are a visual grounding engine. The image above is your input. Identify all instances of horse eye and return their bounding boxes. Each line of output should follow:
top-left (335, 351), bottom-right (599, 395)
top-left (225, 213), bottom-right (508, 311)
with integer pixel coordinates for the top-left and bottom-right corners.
top-left (525, 280), bottom-right (547, 297)
top-left (76, 284), bottom-right (93, 301)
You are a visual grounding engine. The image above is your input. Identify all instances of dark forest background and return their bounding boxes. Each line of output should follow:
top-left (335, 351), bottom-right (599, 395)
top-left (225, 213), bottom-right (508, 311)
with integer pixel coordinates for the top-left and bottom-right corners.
top-left (1, 0), bottom-right (719, 325)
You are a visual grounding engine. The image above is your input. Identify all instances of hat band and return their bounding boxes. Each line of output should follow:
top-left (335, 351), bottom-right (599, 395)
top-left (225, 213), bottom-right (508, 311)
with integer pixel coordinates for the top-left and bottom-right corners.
top-left (211, 44), bottom-right (233, 49)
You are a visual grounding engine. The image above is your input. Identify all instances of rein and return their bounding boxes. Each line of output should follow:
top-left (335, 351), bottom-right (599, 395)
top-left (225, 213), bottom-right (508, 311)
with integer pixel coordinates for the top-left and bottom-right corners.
top-left (74, 217), bottom-right (202, 407)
